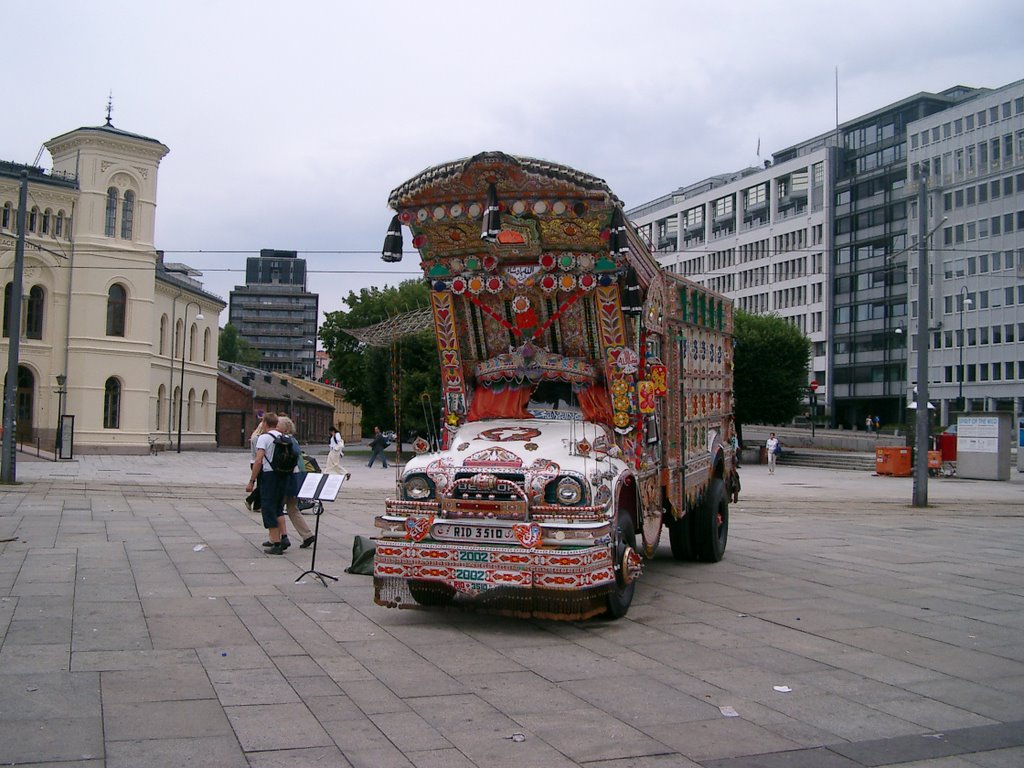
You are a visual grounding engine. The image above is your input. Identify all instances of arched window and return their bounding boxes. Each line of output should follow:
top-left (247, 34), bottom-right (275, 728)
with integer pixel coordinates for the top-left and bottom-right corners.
top-left (159, 314), bottom-right (168, 355)
top-left (103, 377), bottom-right (121, 429)
top-left (26, 285), bottom-right (44, 340)
top-left (55, 210), bottom-right (64, 237)
top-left (120, 190), bottom-right (135, 239)
top-left (189, 323), bottom-right (197, 361)
top-left (106, 283), bottom-right (126, 336)
top-left (187, 387), bottom-right (196, 430)
top-left (1, 202), bottom-right (11, 230)
top-left (203, 327), bottom-right (211, 362)
top-left (175, 318), bottom-right (184, 358)
top-left (157, 384), bottom-right (166, 431)
top-left (173, 385), bottom-right (181, 431)
top-left (2, 282), bottom-right (11, 338)
top-left (201, 390), bottom-right (209, 430)
top-left (42, 209), bottom-right (51, 235)
top-left (28, 206), bottom-right (39, 233)
top-left (104, 187), bottom-right (118, 236)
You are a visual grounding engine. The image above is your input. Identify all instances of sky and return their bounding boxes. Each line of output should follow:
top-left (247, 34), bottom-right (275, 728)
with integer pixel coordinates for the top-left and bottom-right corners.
top-left (5, 0), bottom-right (1024, 334)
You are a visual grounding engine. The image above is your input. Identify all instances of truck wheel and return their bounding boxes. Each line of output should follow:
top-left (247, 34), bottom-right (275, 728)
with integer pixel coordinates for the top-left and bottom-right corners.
top-left (695, 478), bottom-right (728, 562)
top-left (605, 512), bottom-right (638, 619)
top-left (668, 513), bottom-right (695, 561)
top-left (408, 580), bottom-right (454, 607)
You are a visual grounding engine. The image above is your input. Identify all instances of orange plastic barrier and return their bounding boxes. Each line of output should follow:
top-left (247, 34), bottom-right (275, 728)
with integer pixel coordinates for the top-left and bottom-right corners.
top-left (875, 447), bottom-right (893, 475)
top-left (890, 447), bottom-right (913, 477)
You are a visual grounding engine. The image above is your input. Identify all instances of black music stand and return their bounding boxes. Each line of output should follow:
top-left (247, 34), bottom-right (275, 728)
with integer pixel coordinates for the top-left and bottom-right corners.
top-left (295, 473), bottom-right (345, 586)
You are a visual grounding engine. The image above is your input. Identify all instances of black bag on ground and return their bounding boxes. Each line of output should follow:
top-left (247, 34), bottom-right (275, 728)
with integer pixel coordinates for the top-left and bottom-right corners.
top-left (345, 535), bottom-right (376, 575)
top-left (270, 434), bottom-right (299, 474)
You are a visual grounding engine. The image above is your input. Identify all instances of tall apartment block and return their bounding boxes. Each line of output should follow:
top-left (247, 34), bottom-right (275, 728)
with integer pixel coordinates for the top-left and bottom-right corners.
top-left (630, 79), bottom-right (1024, 430)
top-left (228, 249), bottom-right (318, 378)
top-left (628, 147), bottom-right (834, 417)
top-left (906, 79), bottom-right (1024, 426)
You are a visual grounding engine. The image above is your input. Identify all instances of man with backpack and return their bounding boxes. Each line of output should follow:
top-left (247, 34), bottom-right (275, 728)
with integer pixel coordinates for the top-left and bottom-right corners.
top-left (245, 412), bottom-right (293, 555)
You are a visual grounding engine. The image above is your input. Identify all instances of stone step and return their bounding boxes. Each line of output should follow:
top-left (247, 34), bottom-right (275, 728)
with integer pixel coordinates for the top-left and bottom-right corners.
top-left (775, 450), bottom-right (876, 472)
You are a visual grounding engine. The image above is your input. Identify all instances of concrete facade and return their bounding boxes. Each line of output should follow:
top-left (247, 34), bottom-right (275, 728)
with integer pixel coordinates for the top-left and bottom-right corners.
top-left (629, 79), bottom-right (1024, 432)
top-left (906, 79), bottom-right (1024, 426)
top-left (228, 250), bottom-right (318, 378)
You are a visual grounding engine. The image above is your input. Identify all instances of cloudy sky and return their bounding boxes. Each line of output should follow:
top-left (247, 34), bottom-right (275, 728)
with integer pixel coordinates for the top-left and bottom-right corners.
top-left (6, 1), bottom-right (1023, 329)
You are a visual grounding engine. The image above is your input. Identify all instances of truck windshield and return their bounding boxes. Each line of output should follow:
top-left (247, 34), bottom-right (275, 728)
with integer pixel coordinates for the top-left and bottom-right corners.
top-left (527, 381), bottom-right (581, 413)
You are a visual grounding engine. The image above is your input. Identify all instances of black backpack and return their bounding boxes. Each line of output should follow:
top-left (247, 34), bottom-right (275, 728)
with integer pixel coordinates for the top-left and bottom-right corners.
top-left (269, 434), bottom-right (299, 474)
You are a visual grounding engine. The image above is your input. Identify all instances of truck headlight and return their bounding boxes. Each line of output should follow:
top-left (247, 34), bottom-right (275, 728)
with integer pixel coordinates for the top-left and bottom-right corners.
top-left (555, 477), bottom-right (584, 505)
top-left (403, 474), bottom-right (435, 500)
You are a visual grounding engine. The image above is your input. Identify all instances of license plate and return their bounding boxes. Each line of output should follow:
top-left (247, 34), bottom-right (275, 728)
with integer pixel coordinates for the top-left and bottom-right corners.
top-left (432, 523), bottom-right (515, 542)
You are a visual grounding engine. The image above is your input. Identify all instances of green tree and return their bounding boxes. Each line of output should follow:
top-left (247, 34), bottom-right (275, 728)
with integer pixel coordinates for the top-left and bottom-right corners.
top-left (320, 281), bottom-right (439, 438)
top-left (733, 310), bottom-right (811, 426)
top-left (218, 323), bottom-right (261, 366)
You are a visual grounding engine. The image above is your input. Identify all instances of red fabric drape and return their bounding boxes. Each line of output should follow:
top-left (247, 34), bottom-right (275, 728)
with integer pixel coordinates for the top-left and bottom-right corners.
top-left (467, 384), bottom-right (534, 421)
top-left (577, 383), bottom-right (613, 425)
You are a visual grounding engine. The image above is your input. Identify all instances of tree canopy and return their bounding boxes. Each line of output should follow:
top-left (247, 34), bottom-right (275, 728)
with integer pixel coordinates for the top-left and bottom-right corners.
top-left (217, 323), bottom-right (261, 366)
top-left (320, 281), bottom-right (439, 440)
top-left (732, 310), bottom-right (811, 426)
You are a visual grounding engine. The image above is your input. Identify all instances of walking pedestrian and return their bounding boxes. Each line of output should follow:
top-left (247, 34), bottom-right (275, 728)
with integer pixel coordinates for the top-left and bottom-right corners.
top-left (765, 432), bottom-right (780, 475)
top-left (325, 426), bottom-right (346, 475)
top-left (244, 418), bottom-right (266, 513)
top-left (367, 426), bottom-right (389, 469)
top-left (276, 416), bottom-right (316, 550)
top-left (865, 415), bottom-right (873, 433)
top-left (245, 413), bottom-right (289, 554)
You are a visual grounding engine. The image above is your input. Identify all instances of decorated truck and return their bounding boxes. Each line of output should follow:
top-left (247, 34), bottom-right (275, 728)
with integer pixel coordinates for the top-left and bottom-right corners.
top-left (373, 152), bottom-right (735, 620)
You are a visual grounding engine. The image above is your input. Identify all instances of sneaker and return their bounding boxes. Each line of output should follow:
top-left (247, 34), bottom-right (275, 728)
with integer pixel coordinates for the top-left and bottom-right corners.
top-left (300, 535), bottom-right (316, 549)
top-left (263, 537), bottom-right (290, 548)
top-left (266, 542), bottom-right (287, 555)
top-left (244, 499), bottom-right (252, 511)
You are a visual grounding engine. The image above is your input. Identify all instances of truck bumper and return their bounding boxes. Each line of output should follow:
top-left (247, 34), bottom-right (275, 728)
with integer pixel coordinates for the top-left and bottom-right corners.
top-left (373, 539), bottom-right (616, 619)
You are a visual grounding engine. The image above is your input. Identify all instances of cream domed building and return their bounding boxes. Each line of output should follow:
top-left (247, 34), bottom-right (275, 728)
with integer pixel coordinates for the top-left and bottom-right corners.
top-left (0, 117), bottom-right (224, 454)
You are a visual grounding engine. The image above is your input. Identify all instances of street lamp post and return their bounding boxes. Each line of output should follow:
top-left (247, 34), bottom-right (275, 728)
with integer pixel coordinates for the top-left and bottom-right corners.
top-left (54, 374), bottom-right (67, 457)
top-left (176, 302), bottom-right (204, 453)
top-left (957, 285), bottom-right (971, 412)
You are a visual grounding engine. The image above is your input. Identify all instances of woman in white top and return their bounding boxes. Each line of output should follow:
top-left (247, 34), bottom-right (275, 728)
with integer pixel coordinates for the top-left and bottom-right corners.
top-left (324, 427), bottom-right (347, 475)
top-left (765, 433), bottom-right (780, 475)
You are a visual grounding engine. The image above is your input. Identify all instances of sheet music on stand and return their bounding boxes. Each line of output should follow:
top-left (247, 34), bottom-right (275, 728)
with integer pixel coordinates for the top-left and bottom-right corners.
top-left (294, 473), bottom-right (345, 586)
top-left (298, 473), bottom-right (345, 501)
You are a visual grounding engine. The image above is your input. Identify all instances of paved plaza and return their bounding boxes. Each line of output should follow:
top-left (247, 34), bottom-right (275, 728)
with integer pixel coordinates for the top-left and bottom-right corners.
top-left (1, 449), bottom-right (1023, 767)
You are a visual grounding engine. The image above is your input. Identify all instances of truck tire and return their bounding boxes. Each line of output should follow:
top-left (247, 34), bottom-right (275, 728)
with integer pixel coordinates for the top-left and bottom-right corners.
top-left (605, 511), bottom-right (637, 619)
top-left (668, 512), bottom-right (695, 561)
top-left (694, 478), bottom-right (728, 562)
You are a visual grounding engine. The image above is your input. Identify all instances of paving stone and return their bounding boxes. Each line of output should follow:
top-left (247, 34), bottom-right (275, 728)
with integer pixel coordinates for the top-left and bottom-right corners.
top-left (702, 746), bottom-right (864, 768)
top-left (209, 666), bottom-right (302, 706)
top-left (224, 701), bottom-right (333, 751)
top-left (147, 614), bottom-right (255, 649)
top-left (245, 745), bottom-right (354, 768)
top-left (105, 735), bottom-right (248, 768)
top-left (100, 665), bottom-right (216, 703)
top-left (0, 716), bottom-right (103, 764)
top-left (103, 699), bottom-right (234, 741)
top-left (642, 714), bottom-right (804, 762)
top-left (0, 643), bottom-right (70, 672)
